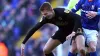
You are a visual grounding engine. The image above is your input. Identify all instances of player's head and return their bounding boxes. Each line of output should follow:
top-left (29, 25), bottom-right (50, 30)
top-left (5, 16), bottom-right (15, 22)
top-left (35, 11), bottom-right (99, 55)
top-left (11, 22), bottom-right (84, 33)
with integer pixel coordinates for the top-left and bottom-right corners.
top-left (40, 2), bottom-right (54, 19)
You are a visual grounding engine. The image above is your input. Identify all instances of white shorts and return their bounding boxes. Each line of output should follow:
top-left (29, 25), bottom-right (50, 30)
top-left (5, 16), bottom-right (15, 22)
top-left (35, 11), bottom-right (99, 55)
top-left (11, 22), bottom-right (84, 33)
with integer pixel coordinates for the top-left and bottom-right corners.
top-left (83, 28), bottom-right (98, 45)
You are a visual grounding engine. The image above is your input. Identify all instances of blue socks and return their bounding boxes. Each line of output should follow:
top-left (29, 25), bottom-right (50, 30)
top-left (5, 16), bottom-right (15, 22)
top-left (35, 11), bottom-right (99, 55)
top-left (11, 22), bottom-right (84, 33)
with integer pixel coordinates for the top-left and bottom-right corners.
top-left (68, 52), bottom-right (77, 56)
top-left (90, 52), bottom-right (97, 56)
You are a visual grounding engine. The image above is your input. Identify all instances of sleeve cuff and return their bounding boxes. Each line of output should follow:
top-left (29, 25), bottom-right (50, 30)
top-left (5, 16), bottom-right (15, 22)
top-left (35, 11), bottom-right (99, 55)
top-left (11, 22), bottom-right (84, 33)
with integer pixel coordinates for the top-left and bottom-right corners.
top-left (97, 12), bottom-right (100, 15)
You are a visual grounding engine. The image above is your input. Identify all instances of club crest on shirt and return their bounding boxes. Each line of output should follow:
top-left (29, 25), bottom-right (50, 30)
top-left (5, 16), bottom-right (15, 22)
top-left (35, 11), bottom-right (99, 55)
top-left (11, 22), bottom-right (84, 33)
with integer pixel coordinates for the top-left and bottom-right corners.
top-left (58, 17), bottom-right (62, 20)
top-left (82, 4), bottom-right (84, 7)
top-left (64, 9), bottom-right (70, 13)
top-left (91, 5), bottom-right (95, 10)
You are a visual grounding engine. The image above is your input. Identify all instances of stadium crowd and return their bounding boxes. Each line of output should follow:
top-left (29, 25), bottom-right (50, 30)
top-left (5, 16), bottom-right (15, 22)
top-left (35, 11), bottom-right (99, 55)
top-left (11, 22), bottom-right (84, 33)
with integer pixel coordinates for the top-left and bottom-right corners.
top-left (0, 0), bottom-right (100, 56)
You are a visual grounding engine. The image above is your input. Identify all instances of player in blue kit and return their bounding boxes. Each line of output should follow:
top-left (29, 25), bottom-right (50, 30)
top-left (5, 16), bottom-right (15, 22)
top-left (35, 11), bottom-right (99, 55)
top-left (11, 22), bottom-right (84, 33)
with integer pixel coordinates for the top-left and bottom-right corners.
top-left (68, 0), bottom-right (100, 56)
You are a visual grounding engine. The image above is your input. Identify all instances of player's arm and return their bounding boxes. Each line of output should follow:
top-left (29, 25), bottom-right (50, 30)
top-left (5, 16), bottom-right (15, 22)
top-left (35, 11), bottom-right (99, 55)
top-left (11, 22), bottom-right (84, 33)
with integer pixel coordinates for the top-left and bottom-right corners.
top-left (96, 2), bottom-right (100, 16)
top-left (86, 2), bottom-right (100, 19)
top-left (71, 0), bottom-right (83, 13)
top-left (73, 15), bottom-right (82, 33)
top-left (22, 17), bottom-right (47, 44)
top-left (64, 9), bottom-right (82, 32)
top-left (97, 8), bottom-right (100, 16)
top-left (21, 17), bottom-right (47, 56)
top-left (64, 10), bottom-right (82, 40)
top-left (66, 13), bottom-right (82, 40)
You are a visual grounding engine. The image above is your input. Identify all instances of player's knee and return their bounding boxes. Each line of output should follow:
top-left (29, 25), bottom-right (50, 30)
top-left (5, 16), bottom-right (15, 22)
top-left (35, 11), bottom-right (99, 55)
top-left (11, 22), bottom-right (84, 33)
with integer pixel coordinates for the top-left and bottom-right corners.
top-left (79, 49), bottom-right (86, 56)
top-left (77, 44), bottom-right (85, 52)
top-left (77, 47), bottom-right (85, 53)
top-left (43, 47), bottom-right (51, 54)
top-left (89, 42), bottom-right (97, 52)
top-left (89, 46), bottom-right (96, 52)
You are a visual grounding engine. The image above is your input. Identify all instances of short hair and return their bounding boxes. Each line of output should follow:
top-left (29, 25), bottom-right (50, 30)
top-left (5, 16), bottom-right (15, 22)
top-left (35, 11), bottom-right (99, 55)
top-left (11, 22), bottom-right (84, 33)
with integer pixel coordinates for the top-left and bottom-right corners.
top-left (39, 2), bottom-right (52, 11)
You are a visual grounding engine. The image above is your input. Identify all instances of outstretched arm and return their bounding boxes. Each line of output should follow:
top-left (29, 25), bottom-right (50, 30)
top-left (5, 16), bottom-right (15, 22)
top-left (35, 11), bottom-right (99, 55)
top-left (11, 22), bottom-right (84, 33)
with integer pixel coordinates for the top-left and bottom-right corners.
top-left (21, 18), bottom-right (47, 56)
top-left (22, 18), bottom-right (47, 44)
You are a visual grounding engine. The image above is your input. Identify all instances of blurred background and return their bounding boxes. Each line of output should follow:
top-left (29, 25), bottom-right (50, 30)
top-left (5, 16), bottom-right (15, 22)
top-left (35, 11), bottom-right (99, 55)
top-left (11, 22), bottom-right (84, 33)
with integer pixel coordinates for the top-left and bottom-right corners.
top-left (0, 0), bottom-right (100, 56)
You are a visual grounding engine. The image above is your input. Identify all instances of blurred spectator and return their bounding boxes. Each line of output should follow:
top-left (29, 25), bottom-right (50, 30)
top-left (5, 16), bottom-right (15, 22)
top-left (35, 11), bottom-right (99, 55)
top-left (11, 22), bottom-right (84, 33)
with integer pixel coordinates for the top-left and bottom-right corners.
top-left (1, 0), bottom-right (100, 56)
top-left (11, 0), bottom-right (19, 9)
top-left (63, 0), bottom-right (69, 6)
top-left (0, 42), bottom-right (8, 56)
top-left (0, 32), bottom-right (8, 56)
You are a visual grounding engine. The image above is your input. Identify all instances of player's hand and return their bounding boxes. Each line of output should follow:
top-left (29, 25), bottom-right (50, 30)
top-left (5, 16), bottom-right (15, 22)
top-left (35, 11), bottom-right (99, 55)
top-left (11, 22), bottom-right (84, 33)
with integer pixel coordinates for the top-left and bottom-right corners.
top-left (66, 32), bottom-right (76, 40)
top-left (21, 44), bottom-right (25, 56)
top-left (86, 11), bottom-right (97, 19)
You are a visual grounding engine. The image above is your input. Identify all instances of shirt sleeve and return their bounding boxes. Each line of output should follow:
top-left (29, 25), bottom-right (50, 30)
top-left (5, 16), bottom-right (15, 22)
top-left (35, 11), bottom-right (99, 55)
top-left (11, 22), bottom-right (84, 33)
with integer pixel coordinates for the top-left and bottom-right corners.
top-left (71, 0), bottom-right (83, 13)
top-left (97, 2), bottom-right (100, 15)
top-left (72, 13), bottom-right (82, 32)
top-left (22, 17), bottom-right (47, 44)
top-left (64, 10), bottom-right (82, 32)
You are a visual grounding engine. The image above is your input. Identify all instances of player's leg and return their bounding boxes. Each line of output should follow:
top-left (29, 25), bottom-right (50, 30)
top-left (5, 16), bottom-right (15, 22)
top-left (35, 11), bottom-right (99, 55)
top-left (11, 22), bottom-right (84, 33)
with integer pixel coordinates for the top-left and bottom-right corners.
top-left (83, 28), bottom-right (98, 56)
top-left (68, 28), bottom-right (86, 56)
top-left (68, 40), bottom-right (78, 56)
top-left (43, 29), bottom-right (66, 56)
top-left (43, 38), bottom-right (61, 56)
top-left (88, 41), bottom-right (97, 56)
top-left (75, 34), bottom-right (85, 56)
